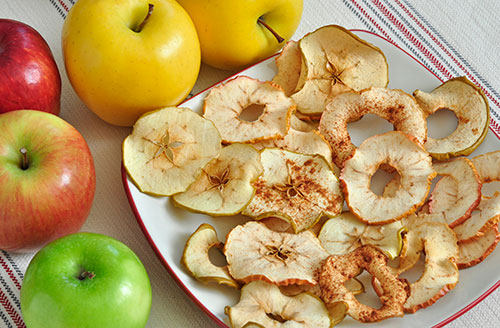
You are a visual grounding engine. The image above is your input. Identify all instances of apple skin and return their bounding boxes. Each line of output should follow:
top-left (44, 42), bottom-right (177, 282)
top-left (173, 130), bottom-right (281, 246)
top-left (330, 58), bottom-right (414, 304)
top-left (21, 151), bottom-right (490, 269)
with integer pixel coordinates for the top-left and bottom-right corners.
top-left (0, 110), bottom-right (96, 252)
top-left (21, 232), bottom-right (152, 328)
top-left (0, 19), bottom-right (61, 115)
top-left (62, 0), bottom-right (201, 127)
top-left (177, 0), bottom-right (303, 70)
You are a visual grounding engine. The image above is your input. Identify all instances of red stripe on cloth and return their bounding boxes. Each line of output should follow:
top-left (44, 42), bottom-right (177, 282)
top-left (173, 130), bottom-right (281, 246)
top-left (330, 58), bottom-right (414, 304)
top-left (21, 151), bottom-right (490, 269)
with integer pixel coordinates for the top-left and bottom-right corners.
top-left (57, 0), bottom-right (69, 12)
top-left (0, 289), bottom-right (25, 328)
top-left (0, 257), bottom-right (21, 291)
top-left (393, 0), bottom-right (500, 118)
top-left (349, 0), bottom-right (395, 43)
top-left (372, 0), bottom-right (453, 80)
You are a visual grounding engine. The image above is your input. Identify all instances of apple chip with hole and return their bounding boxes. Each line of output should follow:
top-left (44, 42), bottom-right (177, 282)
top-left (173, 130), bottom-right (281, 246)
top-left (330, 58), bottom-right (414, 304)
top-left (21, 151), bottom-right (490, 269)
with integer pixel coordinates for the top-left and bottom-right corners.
top-left (172, 143), bottom-right (263, 216)
top-left (203, 76), bottom-right (294, 144)
top-left (242, 148), bottom-right (343, 233)
top-left (341, 131), bottom-right (436, 224)
top-left (224, 221), bottom-right (328, 286)
top-left (414, 76), bottom-right (489, 160)
top-left (457, 225), bottom-right (500, 269)
top-left (225, 281), bottom-right (333, 328)
top-left (318, 212), bottom-right (405, 259)
top-left (291, 25), bottom-right (389, 115)
top-left (272, 41), bottom-right (302, 97)
top-left (123, 106), bottom-right (222, 196)
top-left (428, 157), bottom-right (482, 227)
top-left (395, 217), bottom-right (459, 313)
top-left (319, 245), bottom-right (409, 322)
top-left (181, 223), bottom-right (238, 288)
top-left (319, 87), bottom-right (427, 169)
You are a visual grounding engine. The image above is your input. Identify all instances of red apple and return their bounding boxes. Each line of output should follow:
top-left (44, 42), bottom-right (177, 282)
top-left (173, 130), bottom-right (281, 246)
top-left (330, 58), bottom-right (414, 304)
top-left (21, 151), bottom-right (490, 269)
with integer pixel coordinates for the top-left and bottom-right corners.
top-left (0, 19), bottom-right (61, 115)
top-left (0, 110), bottom-right (96, 252)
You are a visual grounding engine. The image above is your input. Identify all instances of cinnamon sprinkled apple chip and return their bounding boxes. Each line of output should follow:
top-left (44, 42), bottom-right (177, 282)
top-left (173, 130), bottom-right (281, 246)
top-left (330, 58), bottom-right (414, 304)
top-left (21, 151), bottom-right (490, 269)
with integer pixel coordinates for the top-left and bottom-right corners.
top-left (242, 148), bottom-right (343, 232)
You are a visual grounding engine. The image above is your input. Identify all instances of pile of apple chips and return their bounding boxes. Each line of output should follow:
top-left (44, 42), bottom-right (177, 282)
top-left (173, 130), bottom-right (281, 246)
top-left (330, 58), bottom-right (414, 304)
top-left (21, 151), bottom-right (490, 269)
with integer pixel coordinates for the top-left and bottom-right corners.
top-left (123, 24), bottom-right (500, 326)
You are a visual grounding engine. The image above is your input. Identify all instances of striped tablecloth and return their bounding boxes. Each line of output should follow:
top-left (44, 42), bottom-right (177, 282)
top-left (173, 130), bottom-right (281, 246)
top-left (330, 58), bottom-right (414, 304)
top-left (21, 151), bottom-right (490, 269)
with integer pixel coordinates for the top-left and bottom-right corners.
top-left (1, 0), bottom-right (500, 327)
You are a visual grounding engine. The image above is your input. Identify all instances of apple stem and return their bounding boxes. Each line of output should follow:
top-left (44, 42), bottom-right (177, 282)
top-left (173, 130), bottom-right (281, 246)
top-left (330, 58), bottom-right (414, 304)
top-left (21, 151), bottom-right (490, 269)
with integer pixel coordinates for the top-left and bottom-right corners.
top-left (19, 147), bottom-right (29, 170)
top-left (258, 17), bottom-right (284, 43)
top-left (78, 270), bottom-right (96, 281)
top-left (135, 3), bottom-right (154, 33)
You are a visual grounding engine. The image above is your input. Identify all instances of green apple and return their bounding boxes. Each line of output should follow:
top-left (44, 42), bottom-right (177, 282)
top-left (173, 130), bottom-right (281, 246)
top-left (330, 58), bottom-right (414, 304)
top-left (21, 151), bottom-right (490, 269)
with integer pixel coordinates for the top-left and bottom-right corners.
top-left (177, 0), bottom-right (303, 70)
top-left (20, 233), bottom-right (152, 328)
top-left (62, 0), bottom-right (201, 126)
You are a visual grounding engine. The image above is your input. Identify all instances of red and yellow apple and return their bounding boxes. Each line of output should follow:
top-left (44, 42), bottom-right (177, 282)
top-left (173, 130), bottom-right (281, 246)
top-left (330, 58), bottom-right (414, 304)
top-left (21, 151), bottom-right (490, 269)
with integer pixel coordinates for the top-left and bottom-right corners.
top-left (62, 0), bottom-right (201, 127)
top-left (177, 0), bottom-right (303, 70)
top-left (0, 110), bottom-right (96, 252)
top-left (0, 19), bottom-right (61, 115)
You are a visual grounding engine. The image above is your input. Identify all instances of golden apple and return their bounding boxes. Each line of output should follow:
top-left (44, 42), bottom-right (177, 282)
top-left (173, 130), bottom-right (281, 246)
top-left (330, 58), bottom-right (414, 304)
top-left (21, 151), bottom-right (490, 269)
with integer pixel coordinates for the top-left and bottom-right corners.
top-left (62, 0), bottom-right (201, 126)
top-left (177, 0), bottom-right (303, 70)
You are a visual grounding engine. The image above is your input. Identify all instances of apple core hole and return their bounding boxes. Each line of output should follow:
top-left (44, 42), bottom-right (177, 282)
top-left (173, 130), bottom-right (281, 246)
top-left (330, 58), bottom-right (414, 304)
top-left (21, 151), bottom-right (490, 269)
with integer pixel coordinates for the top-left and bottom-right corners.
top-left (427, 108), bottom-right (458, 139)
top-left (354, 270), bottom-right (383, 309)
top-left (208, 246), bottom-right (228, 267)
top-left (239, 104), bottom-right (265, 122)
top-left (347, 113), bottom-right (394, 147)
top-left (370, 165), bottom-right (398, 196)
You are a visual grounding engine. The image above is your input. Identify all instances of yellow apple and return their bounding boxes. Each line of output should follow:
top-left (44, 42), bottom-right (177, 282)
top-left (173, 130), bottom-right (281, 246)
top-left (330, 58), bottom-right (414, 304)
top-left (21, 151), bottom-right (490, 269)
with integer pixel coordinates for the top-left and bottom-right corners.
top-left (62, 0), bottom-right (201, 126)
top-left (177, 0), bottom-right (303, 70)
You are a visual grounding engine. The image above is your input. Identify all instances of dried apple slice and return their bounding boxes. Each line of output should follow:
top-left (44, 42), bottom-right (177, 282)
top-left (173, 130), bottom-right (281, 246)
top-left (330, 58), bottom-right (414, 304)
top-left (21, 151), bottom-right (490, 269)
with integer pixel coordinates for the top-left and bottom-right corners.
top-left (457, 224), bottom-right (500, 269)
top-left (272, 41), bottom-right (302, 97)
top-left (181, 223), bottom-right (238, 288)
top-left (395, 217), bottom-right (459, 313)
top-left (242, 148), bottom-right (343, 232)
top-left (319, 87), bottom-right (427, 168)
top-left (452, 192), bottom-right (500, 242)
top-left (472, 150), bottom-right (500, 183)
top-left (225, 281), bottom-right (333, 328)
top-left (172, 143), bottom-right (263, 216)
top-left (291, 25), bottom-right (389, 115)
top-left (341, 131), bottom-right (436, 225)
top-left (428, 157), bottom-right (482, 227)
top-left (318, 212), bottom-right (405, 259)
top-left (250, 126), bottom-right (334, 169)
top-left (203, 76), bottom-right (294, 144)
top-left (414, 76), bottom-right (489, 160)
top-left (123, 106), bottom-right (222, 196)
top-left (319, 245), bottom-right (409, 322)
top-left (224, 221), bottom-right (329, 286)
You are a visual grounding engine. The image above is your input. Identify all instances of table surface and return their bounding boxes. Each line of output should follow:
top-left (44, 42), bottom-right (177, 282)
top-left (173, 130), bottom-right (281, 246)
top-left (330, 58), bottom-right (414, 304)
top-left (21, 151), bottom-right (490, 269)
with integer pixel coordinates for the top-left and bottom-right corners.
top-left (2, 0), bottom-right (500, 327)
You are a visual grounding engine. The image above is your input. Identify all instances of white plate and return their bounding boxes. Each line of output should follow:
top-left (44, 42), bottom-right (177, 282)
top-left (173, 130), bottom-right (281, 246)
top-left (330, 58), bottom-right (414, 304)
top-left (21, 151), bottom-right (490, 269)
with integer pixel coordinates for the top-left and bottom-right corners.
top-left (122, 30), bottom-right (500, 327)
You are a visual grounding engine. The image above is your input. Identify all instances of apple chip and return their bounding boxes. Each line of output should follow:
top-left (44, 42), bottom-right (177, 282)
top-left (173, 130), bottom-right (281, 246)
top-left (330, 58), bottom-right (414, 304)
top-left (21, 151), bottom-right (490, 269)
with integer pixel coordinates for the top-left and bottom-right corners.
top-left (414, 76), bottom-right (489, 160)
top-left (395, 217), bottom-right (459, 313)
top-left (472, 150), bottom-right (500, 184)
top-left (203, 76), bottom-right (294, 144)
top-left (341, 131), bottom-right (436, 224)
top-left (457, 225), bottom-right (500, 269)
top-left (225, 281), bottom-right (333, 328)
top-left (319, 245), bottom-right (409, 322)
top-left (319, 87), bottom-right (427, 168)
top-left (224, 221), bottom-right (328, 286)
top-left (242, 148), bottom-right (343, 232)
top-left (452, 192), bottom-right (500, 242)
top-left (318, 212), bottom-right (405, 259)
top-left (291, 25), bottom-right (389, 115)
top-left (250, 126), bottom-right (334, 168)
top-left (181, 224), bottom-right (238, 288)
top-left (123, 106), bottom-right (222, 196)
top-left (428, 157), bottom-right (482, 227)
top-left (172, 143), bottom-right (263, 216)
top-left (271, 41), bottom-right (302, 96)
